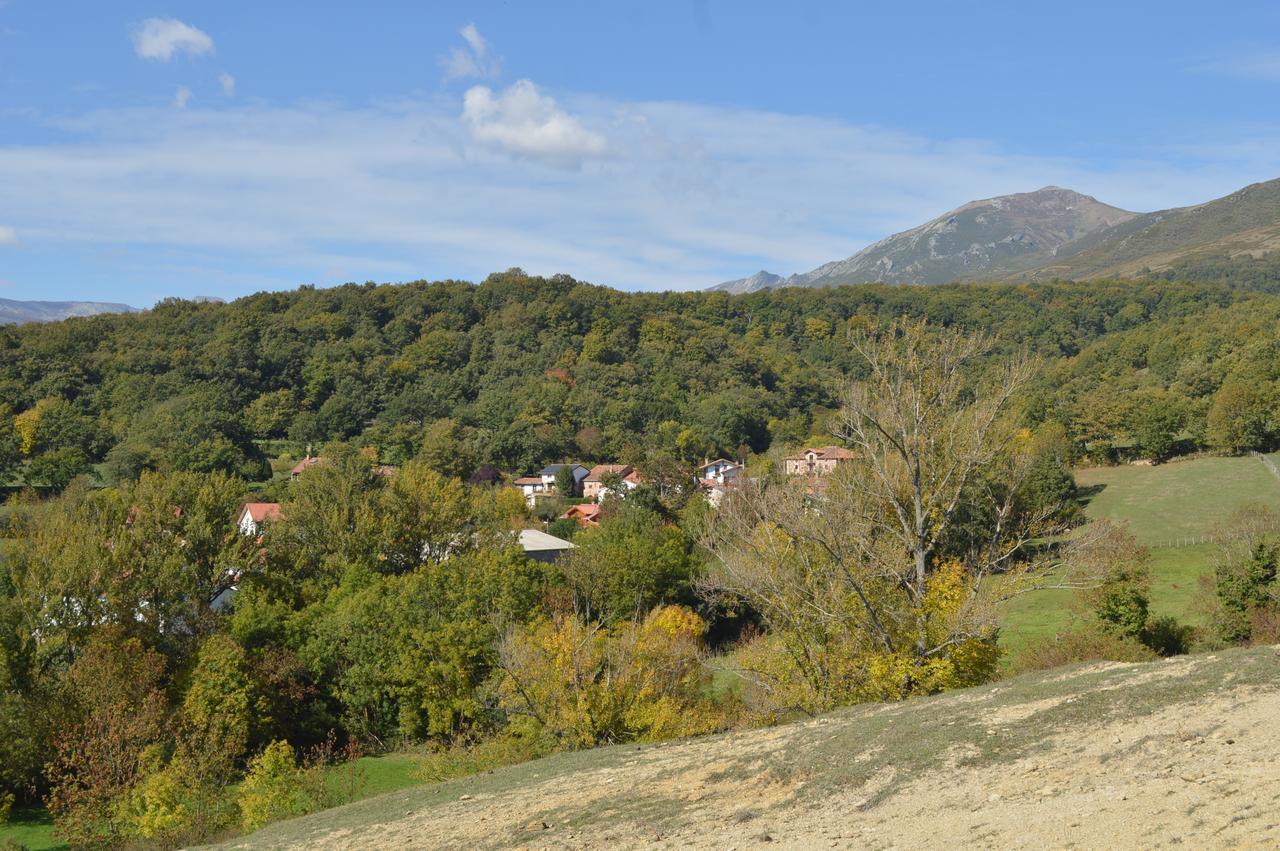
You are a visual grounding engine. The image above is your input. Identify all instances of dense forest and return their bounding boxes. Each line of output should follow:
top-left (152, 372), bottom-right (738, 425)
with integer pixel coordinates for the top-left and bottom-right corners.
top-left (5, 271), bottom-right (1280, 846)
top-left (2, 268), bottom-right (1279, 493)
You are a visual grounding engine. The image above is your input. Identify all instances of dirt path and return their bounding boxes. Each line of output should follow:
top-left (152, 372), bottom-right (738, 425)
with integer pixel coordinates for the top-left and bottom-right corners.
top-left (213, 648), bottom-right (1280, 850)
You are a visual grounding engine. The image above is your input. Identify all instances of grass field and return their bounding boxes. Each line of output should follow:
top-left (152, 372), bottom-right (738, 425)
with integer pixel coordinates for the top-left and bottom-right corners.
top-left (1073, 455), bottom-right (1280, 545)
top-left (999, 455), bottom-right (1280, 654)
top-left (0, 754), bottom-right (425, 851)
top-left (0, 808), bottom-right (62, 851)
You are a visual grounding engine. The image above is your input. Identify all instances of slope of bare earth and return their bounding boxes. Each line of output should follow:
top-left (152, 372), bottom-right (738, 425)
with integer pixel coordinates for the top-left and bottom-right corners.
top-left (206, 646), bottom-right (1280, 850)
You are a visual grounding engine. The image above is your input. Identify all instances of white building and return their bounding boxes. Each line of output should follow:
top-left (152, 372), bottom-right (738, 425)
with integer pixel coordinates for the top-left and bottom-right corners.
top-left (237, 502), bottom-right (283, 536)
top-left (696, 458), bottom-right (743, 485)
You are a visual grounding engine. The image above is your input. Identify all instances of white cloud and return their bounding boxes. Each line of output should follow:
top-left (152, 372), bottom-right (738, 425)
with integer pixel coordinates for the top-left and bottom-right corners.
top-left (173, 86), bottom-right (192, 109)
top-left (441, 23), bottom-right (501, 80)
top-left (132, 18), bottom-right (214, 61)
top-left (0, 225), bottom-right (18, 247)
top-left (219, 72), bottom-right (236, 96)
top-left (463, 80), bottom-right (607, 168)
top-left (3, 93), bottom-right (1280, 294)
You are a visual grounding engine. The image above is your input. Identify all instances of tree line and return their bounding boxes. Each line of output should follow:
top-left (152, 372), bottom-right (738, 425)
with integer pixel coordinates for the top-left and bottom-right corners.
top-left (1, 269), bottom-right (1277, 494)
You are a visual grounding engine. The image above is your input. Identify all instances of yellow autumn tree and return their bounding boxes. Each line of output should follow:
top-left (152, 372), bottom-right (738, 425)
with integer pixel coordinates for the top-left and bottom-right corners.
top-left (495, 605), bottom-right (726, 748)
top-left (13, 398), bottom-right (52, 456)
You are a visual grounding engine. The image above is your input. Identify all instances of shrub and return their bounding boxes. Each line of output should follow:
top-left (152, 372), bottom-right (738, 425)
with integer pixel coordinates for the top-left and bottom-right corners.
top-left (720, 632), bottom-right (835, 722)
top-left (415, 717), bottom-right (556, 783)
top-left (237, 741), bottom-right (315, 832)
top-left (858, 639), bottom-right (1003, 703)
top-left (496, 605), bottom-right (727, 748)
top-left (113, 748), bottom-right (193, 845)
top-left (1007, 627), bottom-right (1157, 675)
top-left (546, 517), bottom-right (578, 540)
top-left (1140, 615), bottom-right (1196, 656)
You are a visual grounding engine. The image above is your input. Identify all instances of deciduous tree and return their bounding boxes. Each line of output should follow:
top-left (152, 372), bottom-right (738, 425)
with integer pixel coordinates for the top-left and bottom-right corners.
top-left (703, 319), bottom-right (1071, 706)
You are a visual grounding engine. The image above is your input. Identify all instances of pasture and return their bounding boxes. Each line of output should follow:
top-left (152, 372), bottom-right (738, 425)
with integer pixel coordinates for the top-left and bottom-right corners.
top-left (999, 455), bottom-right (1280, 653)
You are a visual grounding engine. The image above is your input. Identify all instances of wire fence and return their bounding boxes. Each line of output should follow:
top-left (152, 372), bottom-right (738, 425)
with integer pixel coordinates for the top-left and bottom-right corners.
top-left (1153, 536), bottom-right (1214, 549)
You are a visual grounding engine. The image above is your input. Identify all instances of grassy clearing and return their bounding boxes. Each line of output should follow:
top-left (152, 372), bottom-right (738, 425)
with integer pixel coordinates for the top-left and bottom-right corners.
top-left (999, 455), bottom-right (1280, 653)
top-left (1148, 544), bottom-right (1215, 624)
top-left (331, 753), bottom-right (424, 801)
top-left (0, 808), bottom-right (63, 851)
top-left (1074, 455), bottom-right (1280, 546)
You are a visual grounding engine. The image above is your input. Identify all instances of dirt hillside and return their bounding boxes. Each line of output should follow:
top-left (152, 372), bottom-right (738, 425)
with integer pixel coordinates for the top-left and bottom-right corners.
top-left (211, 646), bottom-right (1280, 850)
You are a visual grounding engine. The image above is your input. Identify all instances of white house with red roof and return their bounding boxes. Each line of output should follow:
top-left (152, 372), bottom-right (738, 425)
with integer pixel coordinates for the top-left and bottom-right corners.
top-left (237, 502), bottom-right (283, 536)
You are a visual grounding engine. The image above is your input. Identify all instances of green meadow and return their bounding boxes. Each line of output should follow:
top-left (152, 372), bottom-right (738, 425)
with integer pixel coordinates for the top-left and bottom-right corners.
top-left (999, 455), bottom-right (1280, 652)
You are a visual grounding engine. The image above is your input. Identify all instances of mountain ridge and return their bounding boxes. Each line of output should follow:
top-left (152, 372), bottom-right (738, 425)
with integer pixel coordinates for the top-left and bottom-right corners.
top-left (0, 297), bottom-right (139, 324)
top-left (712, 178), bottom-right (1280, 291)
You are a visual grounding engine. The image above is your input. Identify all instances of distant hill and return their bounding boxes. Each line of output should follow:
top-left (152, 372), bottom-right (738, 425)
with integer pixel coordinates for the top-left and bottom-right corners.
top-left (711, 178), bottom-right (1280, 290)
top-left (1003, 178), bottom-right (1280, 281)
top-left (710, 270), bottom-right (786, 295)
top-left (710, 187), bottom-right (1136, 291)
top-left (0, 298), bottom-right (139, 324)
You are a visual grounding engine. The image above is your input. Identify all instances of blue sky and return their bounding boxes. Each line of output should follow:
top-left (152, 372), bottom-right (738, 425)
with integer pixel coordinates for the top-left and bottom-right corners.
top-left (2, 1), bottom-right (1280, 304)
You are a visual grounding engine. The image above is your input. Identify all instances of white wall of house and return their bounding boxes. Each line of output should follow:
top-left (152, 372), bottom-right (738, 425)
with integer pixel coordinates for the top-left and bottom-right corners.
top-left (701, 461), bottom-right (741, 484)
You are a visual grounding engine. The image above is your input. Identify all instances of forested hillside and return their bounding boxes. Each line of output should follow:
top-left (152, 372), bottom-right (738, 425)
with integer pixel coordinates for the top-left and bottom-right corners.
top-left (1, 269), bottom-right (1276, 491)
top-left (7, 273), bottom-right (1280, 848)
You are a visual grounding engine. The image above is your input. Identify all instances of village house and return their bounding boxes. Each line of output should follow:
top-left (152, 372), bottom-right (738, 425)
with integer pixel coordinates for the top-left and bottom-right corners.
top-left (582, 463), bottom-right (643, 502)
top-left (513, 475), bottom-right (549, 507)
top-left (783, 445), bottom-right (857, 476)
top-left (540, 463), bottom-right (591, 496)
top-left (237, 501), bottom-right (283, 536)
top-left (697, 458), bottom-right (743, 485)
top-left (512, 463), bottom-right (590, 507)
top-left (560, 502), bottom-right (602, 528)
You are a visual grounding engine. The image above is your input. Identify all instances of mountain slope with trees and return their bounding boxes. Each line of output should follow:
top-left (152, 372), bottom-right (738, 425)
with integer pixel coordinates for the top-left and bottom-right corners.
top-left (3, 271), bottom-right (1279, 493)
top-left (7, 285), bottom-right (1280, 847)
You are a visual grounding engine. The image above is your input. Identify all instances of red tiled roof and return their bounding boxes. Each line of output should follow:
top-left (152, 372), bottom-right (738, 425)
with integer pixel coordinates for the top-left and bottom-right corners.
top-left (241, 502), bottom-right (284, 523)
top-left (561, 503), bottom-right (602, 525)
top-left (585, 464), bottom-right (632, 482)
top-left (513, 476), bottom-right (544, 486)
top-left (786, 445), bottom-right (856, 461)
